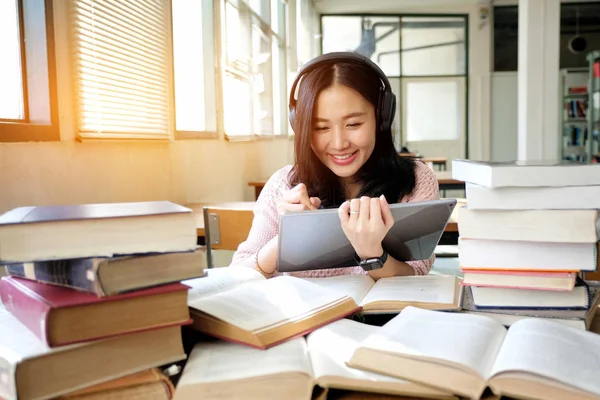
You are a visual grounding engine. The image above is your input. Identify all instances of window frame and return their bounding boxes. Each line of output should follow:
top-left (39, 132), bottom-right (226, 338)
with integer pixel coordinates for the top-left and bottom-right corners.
top-left (319, 12), bottom-right (470, 156)
top-left (173, 0), bottom-right (219, 140)
top-left (217, 0), bottom-right (289, 142)
top-left (0, 0), bottom-right (59, 142)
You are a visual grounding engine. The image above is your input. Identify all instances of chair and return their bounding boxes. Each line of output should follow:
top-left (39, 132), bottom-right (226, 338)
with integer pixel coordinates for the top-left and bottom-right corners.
top-left (203, 202), bottom-right (256, 268)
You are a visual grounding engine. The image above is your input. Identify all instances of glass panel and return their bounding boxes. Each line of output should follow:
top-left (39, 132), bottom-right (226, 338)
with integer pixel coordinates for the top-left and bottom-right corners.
top-left (271, 0), bottom-right (285, 36)
top-left (0, 0), bottom-right (25, 120)
top-left (249, 0), bottom-right (269, 23)
top-left (224, 74), bottom-right (252, 135)
top-left (400, 17), bottom-right (465, 76)
top-left (321, 15), bottom-right (400, 77)
top-left (172, 0), bottom-right (205, 131)
top-left (493, 6), bottom-right (518, 72)
top-left (225, 2), bottom-right (251, 68)
top-left (252, 18), bottom-right (273, 135)
top-left (272, 38), bottom-right (285, 134)
top-left (406, 80), bottom-right (461, 141)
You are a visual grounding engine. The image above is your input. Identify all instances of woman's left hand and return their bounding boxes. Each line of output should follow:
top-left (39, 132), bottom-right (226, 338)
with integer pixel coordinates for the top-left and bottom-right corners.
top-left (338, 195), bottom-right (394, 259)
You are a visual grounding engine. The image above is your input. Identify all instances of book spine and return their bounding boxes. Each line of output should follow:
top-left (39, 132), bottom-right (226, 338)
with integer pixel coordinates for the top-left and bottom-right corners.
top-left (0, 278), bottom-right (52, 345)
top-left (3, 258), bottom-right (103, 295)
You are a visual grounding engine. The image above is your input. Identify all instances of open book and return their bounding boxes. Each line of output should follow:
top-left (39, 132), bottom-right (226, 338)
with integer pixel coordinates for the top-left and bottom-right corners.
top-left (303, 274), bottom-right (463, 313)
top-left (183, 267), bottom-right (360, 349)
top-left (348, 306), bottom-right (600, 400)
top-left (173, 318), bottom-right (456, 400)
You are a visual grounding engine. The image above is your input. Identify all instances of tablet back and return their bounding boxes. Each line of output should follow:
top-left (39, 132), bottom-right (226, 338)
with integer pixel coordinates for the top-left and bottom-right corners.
top-left (277, 198), bottom-right (457, 272)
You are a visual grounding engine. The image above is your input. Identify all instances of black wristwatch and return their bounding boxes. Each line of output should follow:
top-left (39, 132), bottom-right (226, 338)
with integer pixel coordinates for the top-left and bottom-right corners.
top-left (355, 249), bottom-right (388, 271)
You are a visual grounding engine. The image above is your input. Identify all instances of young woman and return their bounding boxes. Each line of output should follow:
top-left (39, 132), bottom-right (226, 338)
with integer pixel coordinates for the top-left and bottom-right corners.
top-left (230, 52), bottom-right (439, 279)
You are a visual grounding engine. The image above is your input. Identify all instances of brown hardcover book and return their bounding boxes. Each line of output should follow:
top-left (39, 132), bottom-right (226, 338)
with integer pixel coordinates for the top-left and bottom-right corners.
top-left (0, 300), bottom-right (186, 400)
top-left (173, 318), bottom-right (455, 400)
top-left (184, 268), bottom-right (360, 349)
top-left (57, 368), bottom-right (174, 400)
top-left (3, 249), bottom-right (206, 296)
top-left (348, 306), bottom-right (600, 400)
top-left (0, 201), bottom-right (197, 263)
top-left (0, 277), bottom-right (191, 347)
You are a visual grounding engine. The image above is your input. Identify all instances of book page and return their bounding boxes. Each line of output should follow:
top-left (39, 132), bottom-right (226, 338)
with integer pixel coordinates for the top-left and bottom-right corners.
top-left (489, 318), bottom-right (600, 396)
top-left (183, 266), bottom-right (264, 302)
top-left (188, 276), bottom-right (353, 332)
top-left (307, 318), bottom-right (406, 383)
top-left (358, 307), bottom-right (507, 379)
top-left (302, 275), bottom-right (375, 305)
top-left (177, 337), bottom-right (312, 387)
top-left (360, 275), bottom-right (457, 307)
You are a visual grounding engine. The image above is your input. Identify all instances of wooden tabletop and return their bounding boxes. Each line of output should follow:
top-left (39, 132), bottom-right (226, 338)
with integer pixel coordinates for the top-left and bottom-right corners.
top-left (249, 171), bottom-right (464, 188)
top-left (434, 171), bottom-right (465, 185)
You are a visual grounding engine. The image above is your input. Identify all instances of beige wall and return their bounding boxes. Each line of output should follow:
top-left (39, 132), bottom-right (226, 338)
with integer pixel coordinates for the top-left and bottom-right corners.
top-left (0, 139), bottom-right (293, 214)
top-left (0, 2), bottom-right (295, 215)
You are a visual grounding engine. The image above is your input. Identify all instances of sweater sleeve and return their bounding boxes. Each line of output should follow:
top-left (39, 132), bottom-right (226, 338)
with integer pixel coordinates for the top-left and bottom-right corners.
top-left (229, 166), bottom-right (292, 269)
top-left (402, 161), bottom-right (441, 275)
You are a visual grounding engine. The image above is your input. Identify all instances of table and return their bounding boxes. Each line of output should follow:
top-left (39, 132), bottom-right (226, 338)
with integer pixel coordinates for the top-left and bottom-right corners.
top-left (249, 171), bottom-right (465, 199)
top-left (399, 154), bottom-right (448, 171)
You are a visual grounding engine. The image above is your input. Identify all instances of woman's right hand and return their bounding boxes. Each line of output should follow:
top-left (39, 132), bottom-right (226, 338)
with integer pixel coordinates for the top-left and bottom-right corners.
top-left (277, 183), bottom-right (321, 214)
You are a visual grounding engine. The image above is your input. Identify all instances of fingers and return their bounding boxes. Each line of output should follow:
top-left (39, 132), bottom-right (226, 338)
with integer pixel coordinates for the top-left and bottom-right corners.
top-left (310, 197), bottom-right (321, 209)
top-left (359, 196), bottom-right (371, 223)
top-left (338, 200), bottom-right (350, 224)
top-left (283, 183), bottom-right (317, 210)
top-left (370, 197), bottom-right (382, 223)
top-left (380, 194), bottom-right (394, 228)
top-left (349, 198), bottom-right (361, 223)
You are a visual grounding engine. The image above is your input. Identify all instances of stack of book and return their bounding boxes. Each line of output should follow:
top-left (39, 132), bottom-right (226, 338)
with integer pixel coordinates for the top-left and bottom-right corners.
top-left (452, 159), bottom-right (600, 330)
top-left (0, 200), bottom-right (205, 400)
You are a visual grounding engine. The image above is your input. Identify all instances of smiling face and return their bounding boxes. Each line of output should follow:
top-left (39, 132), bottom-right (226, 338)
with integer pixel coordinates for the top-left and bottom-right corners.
top-left (310, 84), bottom-right (377, 183)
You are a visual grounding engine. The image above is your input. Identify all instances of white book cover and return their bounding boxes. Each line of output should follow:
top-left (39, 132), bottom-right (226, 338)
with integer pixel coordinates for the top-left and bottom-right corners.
top-left (458, 238), bottom-right (598, 272)
top-left (452, 159), bottom-right (600, 188)
top-left (465, 183), bottom-right (600, 210)
top-left (458, 208), bottom-right (600, 243)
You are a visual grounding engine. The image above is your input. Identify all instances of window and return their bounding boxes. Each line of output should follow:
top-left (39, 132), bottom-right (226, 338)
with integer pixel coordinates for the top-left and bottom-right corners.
top-left (493, 3), bottom-right (600, 72)
top-left (321, 14), bottom-right (468, 151)
top-left (172, 0), bottom-right (217, 138)
top-left (0, 0), bottom-right (25, 120)
top-left (71, 0), bottom-right (173, 140)
top-left (219, 0), bottom-right (287, 139)
top-left (322, 16), bottom-right (401, 77)
top-left (404, 80), bottom-right (463, 141)
top-left (0, 0), bottom-right (59, 142)
top-left (400, 17), bottom-right (465, 76)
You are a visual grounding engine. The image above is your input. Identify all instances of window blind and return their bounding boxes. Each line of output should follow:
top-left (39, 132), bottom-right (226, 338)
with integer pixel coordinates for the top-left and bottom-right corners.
top-left (72, 0), bottom-right (173, 139)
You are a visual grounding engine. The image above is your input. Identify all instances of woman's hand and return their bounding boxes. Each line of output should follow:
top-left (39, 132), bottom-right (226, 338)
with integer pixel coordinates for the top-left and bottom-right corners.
top-left (338, 195), bottom-right (394, 259)
top-left (277, 183), bottom-right (321, 214)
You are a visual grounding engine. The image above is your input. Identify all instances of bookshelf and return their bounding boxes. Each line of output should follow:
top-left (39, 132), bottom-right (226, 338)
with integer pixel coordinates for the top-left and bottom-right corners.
top-left (587, 50), bottom-right (600, 163)
top-left (560, 67), bottom-right (589, 161)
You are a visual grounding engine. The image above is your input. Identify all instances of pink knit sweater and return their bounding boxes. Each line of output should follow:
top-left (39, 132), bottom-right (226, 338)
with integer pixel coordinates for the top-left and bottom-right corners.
top-left (230, 161), bottom-right (440, 277)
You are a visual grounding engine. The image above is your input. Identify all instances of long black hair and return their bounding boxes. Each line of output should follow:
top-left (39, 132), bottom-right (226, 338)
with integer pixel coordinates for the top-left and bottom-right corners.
top-left (288, 59), bottom-right (416, 208)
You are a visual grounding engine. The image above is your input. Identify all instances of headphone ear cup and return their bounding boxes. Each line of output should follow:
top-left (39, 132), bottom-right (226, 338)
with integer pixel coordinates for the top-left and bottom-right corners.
top-left (379, 91), bottom-right (396, 132)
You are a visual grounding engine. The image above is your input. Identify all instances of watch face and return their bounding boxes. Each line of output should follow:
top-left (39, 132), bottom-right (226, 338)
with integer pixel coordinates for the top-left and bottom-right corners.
top-left (360, 259), bottom-right (384, 271)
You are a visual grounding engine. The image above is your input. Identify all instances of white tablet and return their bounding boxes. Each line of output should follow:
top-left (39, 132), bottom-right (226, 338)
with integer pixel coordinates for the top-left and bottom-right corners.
top-left (277, 198), bottom-right (457, 272)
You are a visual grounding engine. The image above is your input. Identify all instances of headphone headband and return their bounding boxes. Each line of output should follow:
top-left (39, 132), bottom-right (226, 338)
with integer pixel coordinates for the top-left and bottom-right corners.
top-left (288, 51), bottom-right (396, 132)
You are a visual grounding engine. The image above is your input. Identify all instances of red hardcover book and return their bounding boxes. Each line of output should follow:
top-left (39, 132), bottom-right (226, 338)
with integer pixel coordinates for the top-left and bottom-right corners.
top-left (0, 276), bottom-right (191, 347)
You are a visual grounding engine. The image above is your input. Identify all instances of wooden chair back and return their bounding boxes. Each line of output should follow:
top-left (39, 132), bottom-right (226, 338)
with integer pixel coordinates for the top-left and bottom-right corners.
top-left (203, 202), bottom-right (255, 268)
